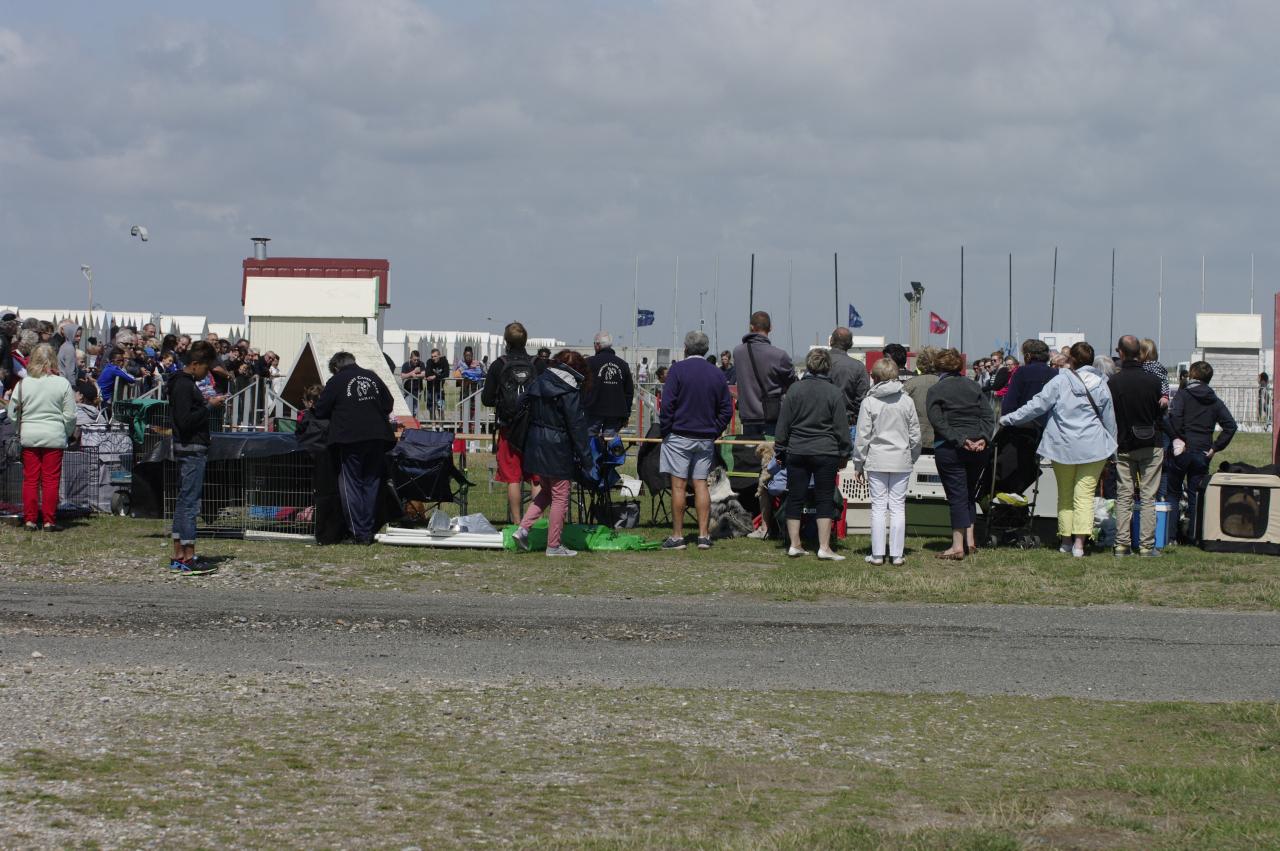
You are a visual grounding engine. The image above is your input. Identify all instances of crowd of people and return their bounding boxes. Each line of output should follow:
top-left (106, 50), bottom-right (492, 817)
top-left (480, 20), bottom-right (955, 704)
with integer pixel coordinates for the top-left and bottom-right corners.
top-left (0, 307), bottom-right (1248, 571)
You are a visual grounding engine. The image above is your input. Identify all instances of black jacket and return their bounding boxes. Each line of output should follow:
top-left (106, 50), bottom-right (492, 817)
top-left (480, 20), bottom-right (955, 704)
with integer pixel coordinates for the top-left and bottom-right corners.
top-left (926, 372), bottom-right (995, 446)
top-left (774, 374), bottom-right (853, 459)
top-left (296, 410), bottom-right (331, 456)
top-left (314, 364), bottom-right (395, 446)
top-left (1108, 360), bottom-right (1165, 452)
top-left (168, 371), bottom-right (211, 448)
top-left (584, 347), bottom-right (634, 420)
top-left (425, 356), bottom-right (450, 390)
top-left (522, 365), bottom-right (592, 481)
top-left (1169, 381), bottom-right (1237, 455)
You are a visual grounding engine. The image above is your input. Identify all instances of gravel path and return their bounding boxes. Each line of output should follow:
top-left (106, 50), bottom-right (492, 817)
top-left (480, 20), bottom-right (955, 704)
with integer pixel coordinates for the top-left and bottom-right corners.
top-left (3, 581), bottom-right (1278, 702)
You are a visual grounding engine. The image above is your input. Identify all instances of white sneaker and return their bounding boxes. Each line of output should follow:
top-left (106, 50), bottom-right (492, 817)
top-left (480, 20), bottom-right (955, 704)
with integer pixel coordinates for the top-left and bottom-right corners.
top-left (864, 555), bottom-right (885, 565)
top-left (545, 546), bottom-right (578, 557)
top-left (787, 546), bottom-right (808, 558)
top-left (890, 556), bottom-right (906, 567)
top-left (818, 550), bottom-right (846, 561)
top-left (747, 527), bottom-right (770, 540)
top-left (513, 528), bottom-right (530, 552)
top-left (1072, 546), bottom-right (1085, 558)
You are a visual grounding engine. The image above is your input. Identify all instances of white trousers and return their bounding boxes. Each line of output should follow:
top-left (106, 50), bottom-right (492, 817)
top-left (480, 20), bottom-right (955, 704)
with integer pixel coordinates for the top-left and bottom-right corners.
top-left (868, 471), bottom-right (910, 558)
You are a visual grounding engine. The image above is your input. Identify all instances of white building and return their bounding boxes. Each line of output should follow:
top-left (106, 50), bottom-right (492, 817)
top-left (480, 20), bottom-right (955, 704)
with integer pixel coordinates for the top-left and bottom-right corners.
top-left (382, 330), bottom-right (564, 367)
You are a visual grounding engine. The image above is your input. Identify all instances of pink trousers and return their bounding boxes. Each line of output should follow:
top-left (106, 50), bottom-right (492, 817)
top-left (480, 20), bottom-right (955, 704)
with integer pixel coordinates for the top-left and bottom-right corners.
top-left (518, 477), bottom-right (572, 548)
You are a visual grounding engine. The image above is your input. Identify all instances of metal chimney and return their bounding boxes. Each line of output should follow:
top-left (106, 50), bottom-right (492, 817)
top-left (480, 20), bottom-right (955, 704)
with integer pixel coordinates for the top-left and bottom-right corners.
top-left (251, 237), bottom-right (270, 260)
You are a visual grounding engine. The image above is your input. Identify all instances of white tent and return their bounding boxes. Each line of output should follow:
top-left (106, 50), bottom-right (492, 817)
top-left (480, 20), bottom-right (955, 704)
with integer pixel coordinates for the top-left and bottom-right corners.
top-left (208, 322), bottom-right (246, 342)
top-left (166, 315), bottom-right (209, 338)
top-left (280, 331), bottom-right (411, 419)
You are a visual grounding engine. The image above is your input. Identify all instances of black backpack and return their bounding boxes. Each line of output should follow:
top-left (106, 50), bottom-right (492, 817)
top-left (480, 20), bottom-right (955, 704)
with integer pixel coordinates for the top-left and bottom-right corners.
top-left (496, 355), bottom-right (536, 423)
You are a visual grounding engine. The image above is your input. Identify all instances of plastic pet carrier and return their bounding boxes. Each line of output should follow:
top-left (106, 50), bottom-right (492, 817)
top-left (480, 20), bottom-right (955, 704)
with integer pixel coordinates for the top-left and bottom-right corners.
top-left (1199, 471), bottom-right (1280, 555)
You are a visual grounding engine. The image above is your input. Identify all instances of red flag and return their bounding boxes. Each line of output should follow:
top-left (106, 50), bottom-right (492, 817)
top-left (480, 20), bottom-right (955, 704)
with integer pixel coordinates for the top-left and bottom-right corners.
top-left (929, 312), bottom-right (949, 334)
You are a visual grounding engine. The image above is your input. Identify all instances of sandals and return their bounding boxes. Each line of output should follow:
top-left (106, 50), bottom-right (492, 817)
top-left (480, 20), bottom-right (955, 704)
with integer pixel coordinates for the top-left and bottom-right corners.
top-left (935, 551), bottom-right (966, 561)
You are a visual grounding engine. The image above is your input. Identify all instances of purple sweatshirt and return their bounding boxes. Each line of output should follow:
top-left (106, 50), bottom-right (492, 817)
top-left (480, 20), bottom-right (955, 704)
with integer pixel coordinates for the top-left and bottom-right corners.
top-left (659, 356), bottom-right (733, 439)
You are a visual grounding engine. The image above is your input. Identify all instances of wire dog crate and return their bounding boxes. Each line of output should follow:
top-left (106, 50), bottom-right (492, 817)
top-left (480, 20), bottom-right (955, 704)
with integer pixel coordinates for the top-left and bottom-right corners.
top-left (62, 423), bottom-right (134, 514)
top-left (162, 435), bottom-right (315, 539)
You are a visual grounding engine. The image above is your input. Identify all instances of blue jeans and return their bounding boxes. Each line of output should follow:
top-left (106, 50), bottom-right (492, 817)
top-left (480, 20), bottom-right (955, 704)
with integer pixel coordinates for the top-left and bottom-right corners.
top-left (1168, 449), bottom-right (1211, 543)
top-left (172, 451), bottom-right (207, 545)
top-left (934, 442), bottom-right (988, 530)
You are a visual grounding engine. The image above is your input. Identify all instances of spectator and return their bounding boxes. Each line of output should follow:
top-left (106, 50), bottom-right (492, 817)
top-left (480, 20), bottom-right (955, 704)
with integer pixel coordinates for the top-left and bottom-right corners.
top-left (56, 321), bottom-right (80, 386)
top-left (993, 355), bottom-right (1018, 398)
top-left (719, 350), bottom-right (736, 385)
top-left (1260, 372), bottom-right (1271, 421)
top-left (1001, 340), bottom-right (1055, 418)
top-left (882, 343), bottom-right (908, 373)
top-left (175, 334), bottom-right (192, 364)
top-left (167, 340), bottom-right (225, 573)
top-left (1001, 341), bottom-right (1117, 558)
top-left (73, 380), bottom-right (102, 428)
top-left (97, 347), bottom-right (139, 408)
top-left (296, 383), bottom-right (346, 545)
top-left (424, 348), bottom-right (450, 420)
top-left (904, 346), bottom-right (940, 451)
top-left (827, 327), bottom-right (870, 440)
top-left (1139, 339), bottom-right (1170, 405)
top-left (774, 348), bottom-right (851, 561)
top-left (927, 348), bottom-right (995, 560)
top-left (653, 365), bottom-right (668, 409)
top-left (637, 356), bottom-right (651, 384)
top-left (454, 346), bottom-right (483, 422)
top-left (1167, 361), bottom-right (1237, 544)
top-left (658, 331), bottom-right (733, 551)
top-left (314, 351), bottom-right (396, 545)
top-left (5, 344), bottom-right (76, 531)
top-left (585, 331), bottom-right (634, 433)
top-left (533, 347), bottom-right (553, 372)
top-left (401, 350), bottom-right (426, 417)
top-left (1108, 335), bottom-right (1166, 557)
top-left (514, 350), bottom-right (593, 558)
top-left (852, 357), bottom-right (921, 566)
top-left (482, 322), bottom-right (543, 523)
top-left (733, 311), bottom-right (795, 436)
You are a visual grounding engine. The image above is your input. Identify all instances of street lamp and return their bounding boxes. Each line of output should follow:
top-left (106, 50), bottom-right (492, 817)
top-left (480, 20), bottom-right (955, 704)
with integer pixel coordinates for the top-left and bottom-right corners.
top-left (698, 290), bottom-right (710, 333)
top-left (81, 265), bottom-right (93, 315)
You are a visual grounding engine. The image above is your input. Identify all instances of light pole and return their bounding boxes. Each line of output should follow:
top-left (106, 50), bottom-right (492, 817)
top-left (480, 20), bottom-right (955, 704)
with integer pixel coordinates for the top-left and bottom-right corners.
top-left (698, 289), bottom-right (710, 333)
top-left (81, 265), bottom-right (93, 315)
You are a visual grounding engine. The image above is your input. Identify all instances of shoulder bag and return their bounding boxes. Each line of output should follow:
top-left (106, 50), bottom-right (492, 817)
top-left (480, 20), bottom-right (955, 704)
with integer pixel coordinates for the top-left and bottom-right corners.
top-left (4, 383), bottom-right (23, 462)
top-left (745, 342), bottom-right (781, 423)
top-left (1069, 369), bottom-right (1108, 427)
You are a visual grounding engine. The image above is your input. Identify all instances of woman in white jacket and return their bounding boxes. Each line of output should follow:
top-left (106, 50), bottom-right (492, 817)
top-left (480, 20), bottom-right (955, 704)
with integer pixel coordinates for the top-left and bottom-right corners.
top-left (852, 358), bottom-right (922, 565)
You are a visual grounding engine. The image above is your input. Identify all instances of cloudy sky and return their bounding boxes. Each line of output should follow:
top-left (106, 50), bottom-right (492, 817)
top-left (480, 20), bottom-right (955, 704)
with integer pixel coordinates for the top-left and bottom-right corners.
top-left (2, 0), bottom-right (1277, 361)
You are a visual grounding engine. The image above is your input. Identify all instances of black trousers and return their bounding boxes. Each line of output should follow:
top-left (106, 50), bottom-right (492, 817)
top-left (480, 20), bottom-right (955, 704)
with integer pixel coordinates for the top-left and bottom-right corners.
top-left (1168, 450), bottom-right (1211, 543)
top-left (312, 448), bottom-right (347, 545)
top-left (784, 453), bottom-right (841, 521)
top-left (337, 441), bottom-right (388, 544)
top-left (935, 441), bottom-right (988, 530)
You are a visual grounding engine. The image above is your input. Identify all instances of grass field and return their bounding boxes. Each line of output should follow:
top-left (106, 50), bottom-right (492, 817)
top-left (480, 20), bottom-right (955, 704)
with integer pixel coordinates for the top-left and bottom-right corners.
top-left (3, 677), bottom-right (1277, 848)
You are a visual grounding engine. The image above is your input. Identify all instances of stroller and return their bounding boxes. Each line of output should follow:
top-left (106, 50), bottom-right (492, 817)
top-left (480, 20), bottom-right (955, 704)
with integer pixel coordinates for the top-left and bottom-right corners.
top-left (978, 424), bottom-right (1044, 549)
top-left (386, 429), bottom-right (472, 519)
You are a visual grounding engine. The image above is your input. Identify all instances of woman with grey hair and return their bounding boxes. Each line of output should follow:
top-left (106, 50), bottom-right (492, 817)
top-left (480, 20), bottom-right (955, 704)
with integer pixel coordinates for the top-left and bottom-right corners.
top-left (773, 347), bottom-right (852, 560)
top-left (904, 346), bottom-right (940, 450)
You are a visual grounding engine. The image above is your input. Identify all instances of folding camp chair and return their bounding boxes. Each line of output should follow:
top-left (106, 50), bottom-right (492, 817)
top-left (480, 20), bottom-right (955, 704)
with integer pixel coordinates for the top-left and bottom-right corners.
top-left (387, 429), bottom-right (473, 518)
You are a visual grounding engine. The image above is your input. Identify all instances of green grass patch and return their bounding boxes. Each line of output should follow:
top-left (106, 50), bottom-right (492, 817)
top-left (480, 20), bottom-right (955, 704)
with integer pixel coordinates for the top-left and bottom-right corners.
top-left (2, 685), bottom-right (1277, 848)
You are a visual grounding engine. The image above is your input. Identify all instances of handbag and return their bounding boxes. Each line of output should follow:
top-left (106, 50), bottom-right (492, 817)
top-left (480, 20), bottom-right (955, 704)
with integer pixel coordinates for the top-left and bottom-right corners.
top-left (744, 341), bottom-right (781, 423)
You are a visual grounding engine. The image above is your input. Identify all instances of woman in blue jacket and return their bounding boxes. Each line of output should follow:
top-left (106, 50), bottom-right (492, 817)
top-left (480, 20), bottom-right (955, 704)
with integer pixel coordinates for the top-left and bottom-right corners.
top-left (514, 350), bottom-right (593, 557)
top-left (1001, 341), bottom-right (1117, 558)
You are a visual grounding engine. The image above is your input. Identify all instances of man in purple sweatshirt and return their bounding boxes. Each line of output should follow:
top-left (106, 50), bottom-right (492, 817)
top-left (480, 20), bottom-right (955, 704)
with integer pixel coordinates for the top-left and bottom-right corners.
top-left (658, 331), bottom-right (733, 551)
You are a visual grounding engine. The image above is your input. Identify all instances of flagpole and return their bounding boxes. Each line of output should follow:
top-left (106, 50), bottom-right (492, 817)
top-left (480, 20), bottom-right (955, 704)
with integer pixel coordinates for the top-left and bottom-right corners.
top-left (897, 255), bottom-right (903, 342)
top-left (1008, 252), bottom-right (1013, 351)
top-left (1201, 254), bottom-right (1205, 312)
top-left (1050, 246), bottom-right (1058, 331)
top-left (1251, 252), bottom-right (1255, 314)
top-left (788, 258), bottom-right (795, 353)
top-left (1109, 248), bottom-right (1116, 347)
top-left (633, 255), bottom-right (639, 348)
top-left (833, 252), bottom-right (839, 328)
top-left (714, 253), bottom-right (720, 354)
top-left (959, 245), bottom-right (965, 355)
top-left (672, 255), bottom-right (680, 359)
top-left (1158, 255), bottom-right (1164, 355)
top-left (748, 253), bottom-right (755, 318)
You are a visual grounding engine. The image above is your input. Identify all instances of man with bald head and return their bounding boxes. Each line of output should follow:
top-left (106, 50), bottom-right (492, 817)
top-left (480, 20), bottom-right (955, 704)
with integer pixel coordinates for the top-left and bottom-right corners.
top-left (1108, 334), bottom-right (1166, 557)
top-left (827, 326), bottom-right (869, 441)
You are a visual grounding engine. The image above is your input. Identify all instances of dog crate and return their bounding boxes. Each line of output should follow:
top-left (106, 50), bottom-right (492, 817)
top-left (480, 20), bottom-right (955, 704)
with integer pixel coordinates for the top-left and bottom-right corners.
top-left (61, 422), bottom-right (134, 514)
top-left (1199, 471), bottom-right (1280, 555)
top-left (163, 433), bottom-right (315, 540)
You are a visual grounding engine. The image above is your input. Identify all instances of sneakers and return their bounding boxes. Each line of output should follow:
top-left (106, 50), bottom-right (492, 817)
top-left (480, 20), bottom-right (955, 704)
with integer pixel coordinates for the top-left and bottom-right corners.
top-left (865, 555), bottom-right (885, 566)
top-left (696, 537), bottom-right (713, 550)
top-left (513, 527), bottom-right (531, 552)
top-left (1113, 545), bottom-right (1132, 558)
top-left (890, 556), bottom-right (906, 567)
top-left (746, 527), bottom-right (770, 540)
top-left (661, 536), bottom-right (687, 550)
top-left (171, 558), bottom-right (217, 576)
top-left (42, 523), bottom-right (61, 533)
top-left (1139, 548), bottom-right (1164, 558)
top-left (545, 545), bottom-right (578, 557)
top-left (817, 549), bottom-right (845, 561)
top-left (1072, 546), bottom-right (1085, 558)
top-left (23, 522), bottom-right (37, 532)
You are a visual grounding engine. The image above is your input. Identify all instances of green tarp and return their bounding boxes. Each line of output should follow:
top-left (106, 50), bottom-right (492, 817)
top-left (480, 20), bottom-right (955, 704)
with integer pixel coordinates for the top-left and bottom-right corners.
top-left (502, 519), bottom-right (661, 552)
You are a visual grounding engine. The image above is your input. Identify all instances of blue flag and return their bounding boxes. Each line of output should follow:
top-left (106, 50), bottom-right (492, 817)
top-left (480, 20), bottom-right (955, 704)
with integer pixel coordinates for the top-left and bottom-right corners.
top-left (636, 309), bottom-right (655, 327)
top-left (848, 304), bottom-right (863, 328)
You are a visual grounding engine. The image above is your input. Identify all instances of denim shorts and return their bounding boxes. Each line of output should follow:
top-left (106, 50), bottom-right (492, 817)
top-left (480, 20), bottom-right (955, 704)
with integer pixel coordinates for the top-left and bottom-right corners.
top-left (659, 434), bottom-right (716, 481)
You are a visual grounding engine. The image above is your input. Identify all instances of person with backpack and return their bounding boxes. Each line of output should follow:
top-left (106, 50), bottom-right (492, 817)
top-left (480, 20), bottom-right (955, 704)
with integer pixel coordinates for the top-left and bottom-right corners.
top-left (584, 332), bottom-right (634, 434)
top-left (1108, 335), bottom-right (1167, 557)
top-left (482, 321), bottom-right (543, 523)
top-left (1166, 360), bottom-right (1237, 544)
top-left (513, 350), bottom-right (594, 557)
